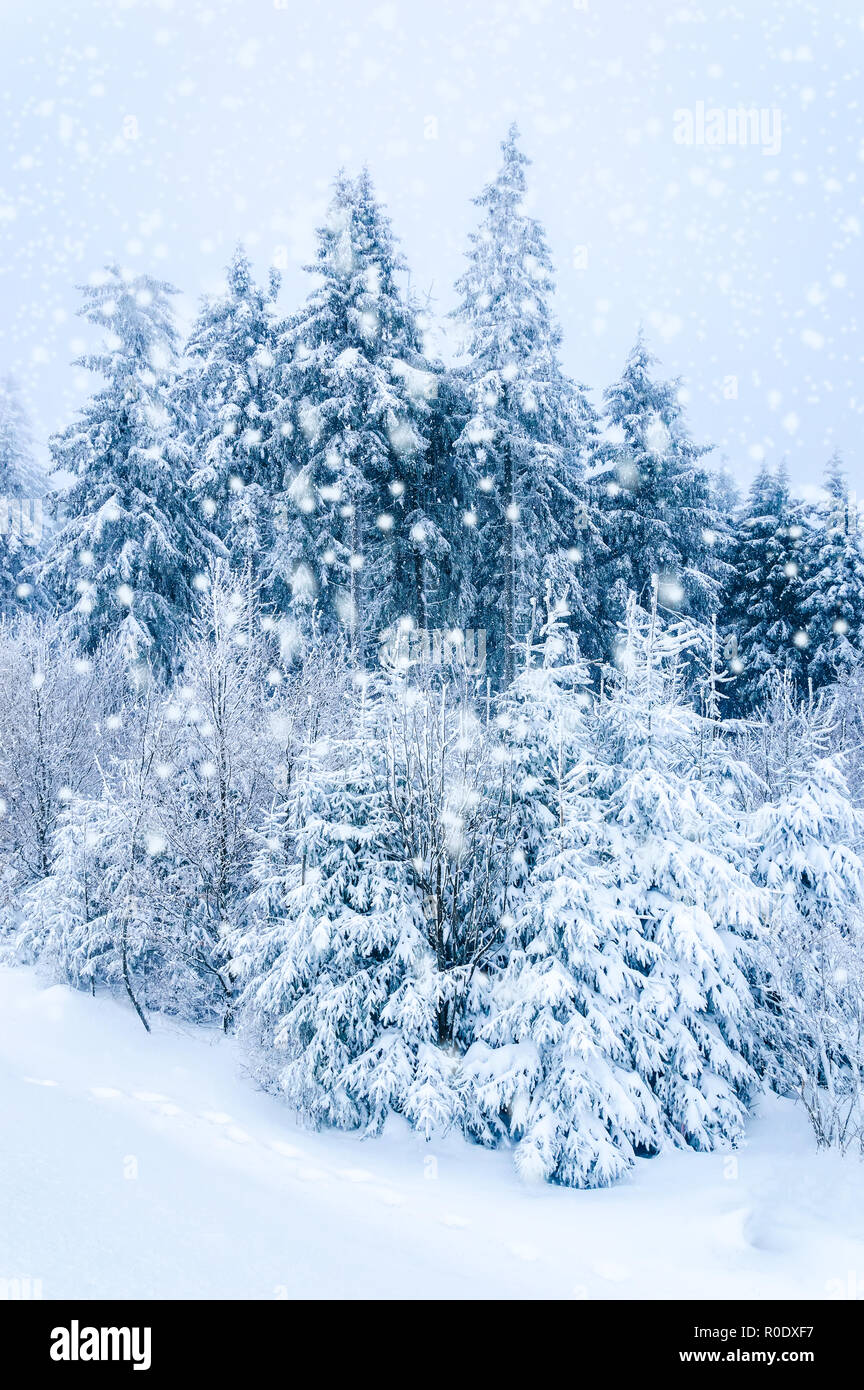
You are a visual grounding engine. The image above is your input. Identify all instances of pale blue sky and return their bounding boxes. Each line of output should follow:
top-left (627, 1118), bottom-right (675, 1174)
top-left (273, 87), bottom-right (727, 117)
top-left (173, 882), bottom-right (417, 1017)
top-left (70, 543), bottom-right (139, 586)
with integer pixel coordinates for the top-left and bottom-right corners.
top-left (1, 0), bottom-right (862, 495)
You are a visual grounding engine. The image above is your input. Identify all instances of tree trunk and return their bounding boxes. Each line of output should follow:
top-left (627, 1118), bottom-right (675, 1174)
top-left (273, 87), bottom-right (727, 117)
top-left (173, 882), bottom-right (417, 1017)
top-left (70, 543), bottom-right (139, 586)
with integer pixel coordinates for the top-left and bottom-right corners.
top-left (121, 919), bottom-right (150, 1034)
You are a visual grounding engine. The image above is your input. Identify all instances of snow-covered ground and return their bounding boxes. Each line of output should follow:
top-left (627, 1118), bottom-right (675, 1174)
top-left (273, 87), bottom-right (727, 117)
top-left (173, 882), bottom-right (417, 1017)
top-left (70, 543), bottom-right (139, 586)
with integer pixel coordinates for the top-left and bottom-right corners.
top-left (2, 964), bottom-right (863, 1301)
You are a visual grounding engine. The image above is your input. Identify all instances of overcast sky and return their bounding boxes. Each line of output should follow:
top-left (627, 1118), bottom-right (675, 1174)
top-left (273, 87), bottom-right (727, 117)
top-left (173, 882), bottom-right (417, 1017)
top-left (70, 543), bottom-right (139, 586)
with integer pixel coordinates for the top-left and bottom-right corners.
top-left (2, 0), bottom-right (862, 495)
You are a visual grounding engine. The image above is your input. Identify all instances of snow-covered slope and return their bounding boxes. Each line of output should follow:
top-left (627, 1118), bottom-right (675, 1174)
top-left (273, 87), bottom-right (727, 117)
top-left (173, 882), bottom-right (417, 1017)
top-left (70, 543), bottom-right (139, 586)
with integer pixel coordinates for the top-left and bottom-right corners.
top-left (2, 964), bottom-right (863, 1301)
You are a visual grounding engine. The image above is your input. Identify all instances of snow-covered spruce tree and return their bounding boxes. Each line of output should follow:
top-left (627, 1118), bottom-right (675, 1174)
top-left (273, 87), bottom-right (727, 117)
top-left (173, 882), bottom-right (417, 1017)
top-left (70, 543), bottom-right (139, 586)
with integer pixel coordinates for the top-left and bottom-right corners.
top-left (800, 454), bottom-right (864, 689)
top-left (181, 245), bottom-right (280, 576)
top-left (591, 332), bottom-right (727, 664)
top-left (462, 600), bottom-right (666, 1185)
top-left (489, 590), bottom-right (589, 874)
top-left (723, 461), bottom-right (810, 713)
top-left (266, 170), bottom-right (443, 657)
top-left (742, 678), bottom-right (864, 1148)
top-left (0, 375), bottom-right (42, 616)
top-left (590, 590), bottom-right (762, 1152)
top-left (233, 674), bottom-right (452, 1136)
top-left (411, 364), bottom-right (476, 636)
top-left (452, 125), bottom-right (597, 685)
top-left (34, 266), bottom-right (220, 675)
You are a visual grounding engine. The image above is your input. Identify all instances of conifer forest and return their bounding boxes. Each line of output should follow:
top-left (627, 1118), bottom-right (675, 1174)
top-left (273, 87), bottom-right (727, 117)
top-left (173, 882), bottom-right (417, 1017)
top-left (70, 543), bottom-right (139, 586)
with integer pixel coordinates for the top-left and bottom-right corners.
top-left (2, 0), bottom-right (864, 1316)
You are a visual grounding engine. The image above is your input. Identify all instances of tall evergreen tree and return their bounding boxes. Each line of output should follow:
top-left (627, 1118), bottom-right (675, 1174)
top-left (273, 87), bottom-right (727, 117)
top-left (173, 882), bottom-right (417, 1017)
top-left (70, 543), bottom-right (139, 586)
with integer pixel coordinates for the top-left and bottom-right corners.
top-left (592, 332), bottom-right (726, 663)
top-left (453, 125), bottom-right (597, 685)
top-left (266, 170), bottom-right (445, 657)
top-left (34, 266), bottom-right (219, 673)
top-left (181, 246), bottom-right (280, 575)
top-left (724, 462), bottom-right (810, 712)
top-left (801, 454), bottom-right (864, 689)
